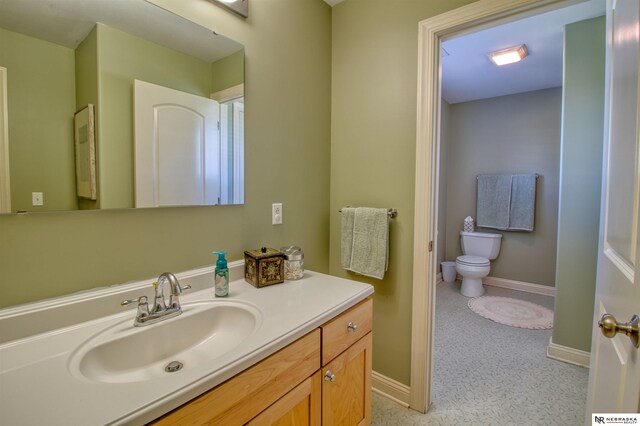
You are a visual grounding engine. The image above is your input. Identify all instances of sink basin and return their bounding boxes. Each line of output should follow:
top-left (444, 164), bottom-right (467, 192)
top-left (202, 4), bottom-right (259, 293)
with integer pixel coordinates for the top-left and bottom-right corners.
top-left (68, 300), bottom-right (262, 383)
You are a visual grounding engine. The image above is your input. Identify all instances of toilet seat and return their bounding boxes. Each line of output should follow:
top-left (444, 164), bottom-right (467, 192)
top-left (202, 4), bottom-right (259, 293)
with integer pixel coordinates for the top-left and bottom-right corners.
top-left (456, 255), bottom-right (489, 267)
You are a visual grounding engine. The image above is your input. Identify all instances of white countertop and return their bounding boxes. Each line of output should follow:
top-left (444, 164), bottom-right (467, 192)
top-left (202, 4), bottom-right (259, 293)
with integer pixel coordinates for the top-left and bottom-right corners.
top-left (0, 270), bottom-right (373, 425)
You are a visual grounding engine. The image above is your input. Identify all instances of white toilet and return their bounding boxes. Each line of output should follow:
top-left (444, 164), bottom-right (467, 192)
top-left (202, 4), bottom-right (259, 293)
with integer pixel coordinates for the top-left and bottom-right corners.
top-left (455, 231), bottom-right (502, 297)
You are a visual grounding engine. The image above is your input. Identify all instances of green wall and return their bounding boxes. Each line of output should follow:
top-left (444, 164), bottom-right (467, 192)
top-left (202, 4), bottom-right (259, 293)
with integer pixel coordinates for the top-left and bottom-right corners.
top-left (553, 17), bottom-right (605, 352)
top-left (211, 50), bottom-right (244, 94)
top-left (330, 0), bottom-right (474, 386)
top-left (0, 28), bottom-right (77, 212)
top-left (0, 0), bottom-right (331, 307)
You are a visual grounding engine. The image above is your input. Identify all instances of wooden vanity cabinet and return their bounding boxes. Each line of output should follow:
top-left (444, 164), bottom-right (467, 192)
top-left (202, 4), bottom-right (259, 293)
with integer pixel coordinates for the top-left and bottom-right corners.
top-left (150, 330), bottom-right (321, 426)
top-left (150, 298), bottom-right (372, 426)
top-left (320, 299), bottom-right (372, 426)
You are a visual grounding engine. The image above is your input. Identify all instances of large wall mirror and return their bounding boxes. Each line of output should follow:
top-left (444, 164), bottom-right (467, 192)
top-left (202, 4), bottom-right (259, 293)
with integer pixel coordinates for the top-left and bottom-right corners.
top-left (0, 0), bottom-right (245, 214)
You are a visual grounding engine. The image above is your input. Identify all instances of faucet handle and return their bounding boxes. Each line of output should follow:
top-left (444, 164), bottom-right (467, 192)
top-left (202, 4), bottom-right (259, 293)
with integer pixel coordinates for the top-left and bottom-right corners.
top-left (121, 296), bottom-right (150, 323)
top-left (121, 295), bottom-right (148, 307)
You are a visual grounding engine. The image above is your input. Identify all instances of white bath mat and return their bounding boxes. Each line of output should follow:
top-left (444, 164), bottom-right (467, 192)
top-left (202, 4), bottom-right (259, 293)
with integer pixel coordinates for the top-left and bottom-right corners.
top-left (467, 296), bottom-right (553, 329)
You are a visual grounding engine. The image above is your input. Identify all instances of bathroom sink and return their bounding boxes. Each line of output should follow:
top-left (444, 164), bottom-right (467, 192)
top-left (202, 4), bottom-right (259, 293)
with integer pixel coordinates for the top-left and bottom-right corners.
top-left (68, 300), bottom-right (262, 383)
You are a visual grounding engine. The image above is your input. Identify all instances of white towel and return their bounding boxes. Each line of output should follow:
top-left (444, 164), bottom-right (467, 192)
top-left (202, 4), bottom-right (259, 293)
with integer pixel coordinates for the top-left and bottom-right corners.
top-left (342, 207), bottom-right (389, 280)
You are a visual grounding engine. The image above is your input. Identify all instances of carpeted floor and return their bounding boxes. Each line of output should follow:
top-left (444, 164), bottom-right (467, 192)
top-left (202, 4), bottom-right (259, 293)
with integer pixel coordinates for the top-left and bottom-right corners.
top-left (372, 281), bottom-right (589, 425)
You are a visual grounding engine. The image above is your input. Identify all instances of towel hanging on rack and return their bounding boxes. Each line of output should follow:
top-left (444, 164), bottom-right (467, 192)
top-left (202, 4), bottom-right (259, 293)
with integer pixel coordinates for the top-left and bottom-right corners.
top-left (476, 173), bottom-right (537, 231)
top-left (509, 174), bottom-right (537, 231)
top-left (476, 174), bottom-right (512, 230)
top-left (340, 207), bottom-right (390, 279)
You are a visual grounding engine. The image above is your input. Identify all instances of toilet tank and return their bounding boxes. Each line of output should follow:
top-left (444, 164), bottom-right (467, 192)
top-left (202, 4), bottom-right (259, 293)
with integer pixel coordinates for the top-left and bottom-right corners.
top-left (460, 231), bottom-right (502, 259)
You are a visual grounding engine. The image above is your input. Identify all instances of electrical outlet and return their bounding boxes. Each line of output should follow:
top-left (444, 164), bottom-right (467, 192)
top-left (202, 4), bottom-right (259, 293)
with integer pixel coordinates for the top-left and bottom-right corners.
top-left (272, 203), bottom-right (283, 225)
top-left (32, 192), bottom-right (44, 206)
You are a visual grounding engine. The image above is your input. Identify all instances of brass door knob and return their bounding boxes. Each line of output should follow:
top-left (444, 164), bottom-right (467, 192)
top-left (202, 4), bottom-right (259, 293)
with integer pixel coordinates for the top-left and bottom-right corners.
top-left (598, 313), bottom-right (640, 348)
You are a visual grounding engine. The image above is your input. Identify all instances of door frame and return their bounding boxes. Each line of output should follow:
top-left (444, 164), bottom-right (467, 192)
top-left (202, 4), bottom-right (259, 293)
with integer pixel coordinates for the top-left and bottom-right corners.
top-left (410, 0), bottom-right (587, 412)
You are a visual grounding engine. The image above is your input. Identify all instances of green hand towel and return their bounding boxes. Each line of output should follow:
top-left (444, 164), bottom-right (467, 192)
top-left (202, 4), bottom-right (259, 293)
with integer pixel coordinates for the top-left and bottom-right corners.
top-left (341, 207), bottom-right (356, 269)
top-left (346, 207), bottom-right (389, 280)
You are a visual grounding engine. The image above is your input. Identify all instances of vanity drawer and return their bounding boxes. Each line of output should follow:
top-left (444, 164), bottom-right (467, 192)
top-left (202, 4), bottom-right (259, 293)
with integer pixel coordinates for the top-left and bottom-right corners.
top-left (321, 298), bottom-right (372, 365)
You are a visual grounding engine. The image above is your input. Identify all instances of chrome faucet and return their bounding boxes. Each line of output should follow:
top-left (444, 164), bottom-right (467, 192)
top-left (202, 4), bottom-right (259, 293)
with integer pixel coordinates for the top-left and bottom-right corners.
top-left (121, 272), bottom-right (191, 327)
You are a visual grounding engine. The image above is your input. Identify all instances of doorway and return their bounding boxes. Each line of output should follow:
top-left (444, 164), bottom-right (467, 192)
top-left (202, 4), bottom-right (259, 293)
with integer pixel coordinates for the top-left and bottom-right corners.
top-left (410, 0), bottom-right (604, 414)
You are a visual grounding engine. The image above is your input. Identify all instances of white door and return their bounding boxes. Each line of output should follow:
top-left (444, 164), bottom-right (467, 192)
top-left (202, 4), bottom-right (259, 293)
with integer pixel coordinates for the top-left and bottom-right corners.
top-left (586, 0), bottom-right (640, 417)
top-left (134, 80), bottom-right (220, 207)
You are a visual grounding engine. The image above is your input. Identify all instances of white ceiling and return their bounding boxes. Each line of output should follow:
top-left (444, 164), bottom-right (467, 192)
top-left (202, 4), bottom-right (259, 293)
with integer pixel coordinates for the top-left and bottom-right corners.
top-left (441, 0), bottom-right (605, 104)
top-left (0, 0), bottom-right (242, 62)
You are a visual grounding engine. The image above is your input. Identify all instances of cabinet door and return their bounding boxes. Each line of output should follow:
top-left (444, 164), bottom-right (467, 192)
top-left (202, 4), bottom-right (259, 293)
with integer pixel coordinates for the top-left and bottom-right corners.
top-left (248, 371), bottom-right (321, 426)
top-left (322, 333), bottom-right (372, 426)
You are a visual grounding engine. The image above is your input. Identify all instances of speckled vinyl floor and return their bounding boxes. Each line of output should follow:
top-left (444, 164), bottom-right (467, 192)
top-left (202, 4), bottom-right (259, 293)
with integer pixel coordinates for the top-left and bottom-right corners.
top-left (372, 281), bottom-right (589, 425)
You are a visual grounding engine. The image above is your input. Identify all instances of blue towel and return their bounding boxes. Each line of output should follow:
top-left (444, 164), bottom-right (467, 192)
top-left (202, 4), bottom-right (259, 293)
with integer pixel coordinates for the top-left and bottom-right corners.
top-left (476, 174), bottom-right (512, 230)
top-left (508, 174), bottom-right (536, 231)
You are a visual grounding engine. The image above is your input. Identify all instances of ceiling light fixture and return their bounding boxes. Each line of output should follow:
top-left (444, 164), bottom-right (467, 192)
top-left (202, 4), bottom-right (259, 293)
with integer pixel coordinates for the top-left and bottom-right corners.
top-left (489, 44), bottom-right (528, 66)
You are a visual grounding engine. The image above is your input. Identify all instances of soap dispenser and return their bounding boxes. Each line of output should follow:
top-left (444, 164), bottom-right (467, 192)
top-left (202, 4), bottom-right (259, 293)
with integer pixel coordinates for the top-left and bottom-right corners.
top-left (213, 251), bottom-right (229, 297)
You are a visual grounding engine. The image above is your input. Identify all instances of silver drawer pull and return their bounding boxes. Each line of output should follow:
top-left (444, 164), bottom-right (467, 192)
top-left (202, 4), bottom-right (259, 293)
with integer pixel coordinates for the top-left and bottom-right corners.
top-left (347, 322), bottom-right (358, 332)
top-left (324, 370), bottom-right (336, 382)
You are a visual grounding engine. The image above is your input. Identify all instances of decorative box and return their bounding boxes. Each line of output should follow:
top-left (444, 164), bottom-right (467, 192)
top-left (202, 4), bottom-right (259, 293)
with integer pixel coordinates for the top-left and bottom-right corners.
top-left (244, 247), bottom-right (285, 288)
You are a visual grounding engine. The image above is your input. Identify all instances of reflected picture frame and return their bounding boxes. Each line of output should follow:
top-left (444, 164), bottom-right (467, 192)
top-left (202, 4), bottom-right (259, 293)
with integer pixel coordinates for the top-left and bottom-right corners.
top-left (74, 104), bottom-right (97, 200)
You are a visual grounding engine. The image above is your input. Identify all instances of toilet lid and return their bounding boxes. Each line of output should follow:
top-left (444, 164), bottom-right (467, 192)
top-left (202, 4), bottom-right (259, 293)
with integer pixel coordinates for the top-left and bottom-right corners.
top-left (456, 255), bottom-right (490, 266)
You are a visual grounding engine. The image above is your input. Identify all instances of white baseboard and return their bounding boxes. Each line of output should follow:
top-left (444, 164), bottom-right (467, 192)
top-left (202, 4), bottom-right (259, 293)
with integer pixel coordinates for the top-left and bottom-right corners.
top-left (483, 276), bottom-right (556, 297)
top-left (546, 338), bottom-right (590, 368)
top-left (436, 272), bottom-right (443, 284)
top-left (371, 371), bottom-right (411, 407)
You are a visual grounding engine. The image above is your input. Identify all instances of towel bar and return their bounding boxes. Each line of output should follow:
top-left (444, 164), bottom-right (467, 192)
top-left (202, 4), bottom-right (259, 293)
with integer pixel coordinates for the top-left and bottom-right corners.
top-left (476, 173), bottom-right (539, 180)
top-left (339, 207), bottom-right (398, 218)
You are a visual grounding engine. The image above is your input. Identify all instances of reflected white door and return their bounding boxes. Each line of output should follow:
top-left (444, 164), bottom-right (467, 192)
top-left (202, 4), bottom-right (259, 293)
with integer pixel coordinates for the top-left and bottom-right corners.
top-left (134, 80), bottom-right (220, 207)
top-left (232, 101), bottom-right (244, 204)
top-left (586, 0), bottom-right (640, 417)
top-left (0, 67), bottom-right (10, 213)
top-left (218, 99), bottom-right (244, 205)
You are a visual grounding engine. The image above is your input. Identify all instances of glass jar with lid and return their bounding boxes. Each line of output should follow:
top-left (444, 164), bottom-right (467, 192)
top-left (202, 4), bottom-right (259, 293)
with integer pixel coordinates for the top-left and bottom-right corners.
top-left (280, 246), bottom-right (304, 280)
